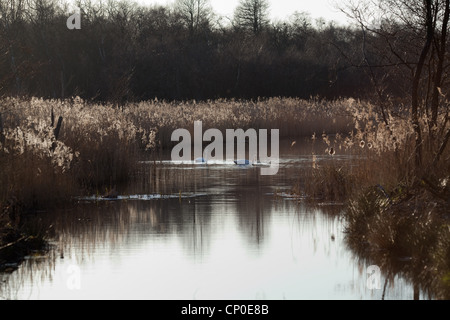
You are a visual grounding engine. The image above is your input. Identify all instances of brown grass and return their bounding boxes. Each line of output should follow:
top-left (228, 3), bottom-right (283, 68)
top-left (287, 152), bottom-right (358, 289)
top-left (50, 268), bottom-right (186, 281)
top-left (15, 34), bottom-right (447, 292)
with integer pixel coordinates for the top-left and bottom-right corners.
top-left (296, 99), bottom-right (450, 299)
top-left (0, 96), bottom-right (356, 204)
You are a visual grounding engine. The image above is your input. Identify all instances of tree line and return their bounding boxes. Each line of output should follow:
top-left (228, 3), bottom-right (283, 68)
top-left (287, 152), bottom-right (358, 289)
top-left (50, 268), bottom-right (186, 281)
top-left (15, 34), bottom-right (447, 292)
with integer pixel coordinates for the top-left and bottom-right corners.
top-left (1, 0), bottom-right (450, 113)
top-left (0, 0), bottom-right (378, 102)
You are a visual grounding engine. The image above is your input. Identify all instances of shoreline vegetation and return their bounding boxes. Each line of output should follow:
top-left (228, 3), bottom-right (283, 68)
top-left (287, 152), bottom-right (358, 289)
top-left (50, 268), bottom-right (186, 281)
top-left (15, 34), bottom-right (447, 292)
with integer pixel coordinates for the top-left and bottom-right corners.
top-left (295, 100), bottom-right (450, 299)
top-left (0, 96), bottom-right (355, 269)
top-left (0, 96), bottom-right (449, 298)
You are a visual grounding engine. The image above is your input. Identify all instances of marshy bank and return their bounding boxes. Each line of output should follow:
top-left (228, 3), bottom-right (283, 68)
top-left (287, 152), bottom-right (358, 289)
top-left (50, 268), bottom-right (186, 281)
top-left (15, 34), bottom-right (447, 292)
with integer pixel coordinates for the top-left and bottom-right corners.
top-left (292, 101), bottom-right (450, 299)
top-left (346, 185), bottom-right (450, 299)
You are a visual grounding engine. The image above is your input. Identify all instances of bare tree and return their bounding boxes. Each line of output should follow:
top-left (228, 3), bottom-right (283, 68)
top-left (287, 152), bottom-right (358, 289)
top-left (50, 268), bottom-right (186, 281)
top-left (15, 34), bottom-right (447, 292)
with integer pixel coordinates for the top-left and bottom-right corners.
top-left (340, 0), bottom-right (450, 173)
top-left (175, 0), bottom-right (212, 36)
top-left (234, 0), bottom-right (270, 34)
top-left (430, 0), bottom-right (450, 128)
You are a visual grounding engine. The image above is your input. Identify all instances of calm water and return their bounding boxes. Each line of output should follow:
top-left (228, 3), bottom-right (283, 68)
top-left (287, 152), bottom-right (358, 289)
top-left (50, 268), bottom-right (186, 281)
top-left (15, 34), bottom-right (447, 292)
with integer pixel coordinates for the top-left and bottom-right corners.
top-left (0, 141), bottom-right (420, 300)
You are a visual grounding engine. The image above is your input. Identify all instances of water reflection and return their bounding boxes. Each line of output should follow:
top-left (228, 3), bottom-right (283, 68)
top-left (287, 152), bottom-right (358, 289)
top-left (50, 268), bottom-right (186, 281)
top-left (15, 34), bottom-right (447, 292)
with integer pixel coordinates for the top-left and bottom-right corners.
top-left (0, 141), bottom-right (420, 300)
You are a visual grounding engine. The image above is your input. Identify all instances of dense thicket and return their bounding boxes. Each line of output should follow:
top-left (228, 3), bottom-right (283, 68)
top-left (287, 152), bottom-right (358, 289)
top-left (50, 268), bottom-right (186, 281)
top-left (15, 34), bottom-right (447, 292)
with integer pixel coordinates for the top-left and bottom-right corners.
top-left (0, 0), bottom-right (377, 102)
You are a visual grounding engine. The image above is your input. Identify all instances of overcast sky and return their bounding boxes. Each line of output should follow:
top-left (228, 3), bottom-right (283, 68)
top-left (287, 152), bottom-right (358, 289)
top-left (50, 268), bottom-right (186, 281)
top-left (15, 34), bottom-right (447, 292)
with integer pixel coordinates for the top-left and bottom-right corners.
top-left (136, 0), bottom-right (351, 25)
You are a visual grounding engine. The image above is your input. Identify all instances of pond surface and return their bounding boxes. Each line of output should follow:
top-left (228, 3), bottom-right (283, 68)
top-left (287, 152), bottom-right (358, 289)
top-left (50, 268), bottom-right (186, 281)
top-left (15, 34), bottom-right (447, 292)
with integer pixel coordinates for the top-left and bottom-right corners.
top-left (0, 141), bottom-right (422, 300)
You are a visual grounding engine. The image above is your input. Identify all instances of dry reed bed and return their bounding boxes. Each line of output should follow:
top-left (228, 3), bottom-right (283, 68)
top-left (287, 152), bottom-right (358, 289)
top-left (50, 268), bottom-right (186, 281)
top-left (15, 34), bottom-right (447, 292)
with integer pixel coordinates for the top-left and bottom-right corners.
top-left (0, 96), bottom-right (355, 205)
top-left (1, 95), bottom-right (447, 206)
top-left (303, 100), bottom-right (450, 299)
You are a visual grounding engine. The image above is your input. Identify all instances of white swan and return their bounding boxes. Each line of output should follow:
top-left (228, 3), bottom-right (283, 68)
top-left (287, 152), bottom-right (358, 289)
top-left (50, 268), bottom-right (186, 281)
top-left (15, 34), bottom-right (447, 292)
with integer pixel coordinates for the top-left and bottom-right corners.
top-left (195, 157), bottom-right (207, 164)
top-left (234, 159), bottom-right (251, 166)
top-left (252, 159), bottom-right (271, 167)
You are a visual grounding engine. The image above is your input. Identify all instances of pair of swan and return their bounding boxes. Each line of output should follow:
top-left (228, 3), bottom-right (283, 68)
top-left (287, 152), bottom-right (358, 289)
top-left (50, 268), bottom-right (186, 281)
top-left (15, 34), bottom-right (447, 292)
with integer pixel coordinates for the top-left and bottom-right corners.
top-left (195, 157), bottom-right (269, 167)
